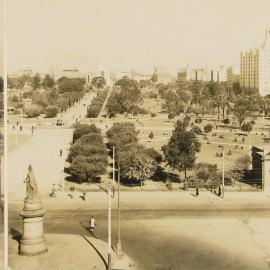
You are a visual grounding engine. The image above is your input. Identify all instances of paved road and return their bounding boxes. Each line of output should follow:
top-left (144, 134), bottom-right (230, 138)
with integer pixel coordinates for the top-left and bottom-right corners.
top-left (8, 92), bottom-right (97, 200)
top-left (8, 208), bottom-right (270, 270)
top-left (8, 128), bottom-right (73, 200)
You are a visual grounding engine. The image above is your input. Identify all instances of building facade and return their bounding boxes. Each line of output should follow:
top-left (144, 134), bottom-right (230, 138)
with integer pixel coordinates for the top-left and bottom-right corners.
top-left (153, 66), bottom-right (172, 84)
top-left (240, 29), bottom-right (270, 96)
top-left (178, 65), bottom-right (227, 82)
top-left (252, 146), bottom-right (270, 191)
top-left (227, 65), bottom-right (240, 91)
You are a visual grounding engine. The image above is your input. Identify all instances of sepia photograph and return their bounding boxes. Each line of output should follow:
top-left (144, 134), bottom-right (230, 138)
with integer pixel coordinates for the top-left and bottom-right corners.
top-left (4, 0), bottom-right (270, 269)
top-left (0, 0), bottom-right (4, 267)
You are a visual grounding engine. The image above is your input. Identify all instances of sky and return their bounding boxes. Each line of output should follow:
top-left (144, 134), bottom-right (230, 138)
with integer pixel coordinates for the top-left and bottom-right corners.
top-left (6, 0), bottom-right (270, 74)
top-left (0, 0), bottom-right (4, 76)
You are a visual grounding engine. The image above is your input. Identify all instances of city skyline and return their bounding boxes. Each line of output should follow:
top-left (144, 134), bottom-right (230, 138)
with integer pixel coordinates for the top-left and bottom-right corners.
top-left (6, 0), bottom-right (270, 74)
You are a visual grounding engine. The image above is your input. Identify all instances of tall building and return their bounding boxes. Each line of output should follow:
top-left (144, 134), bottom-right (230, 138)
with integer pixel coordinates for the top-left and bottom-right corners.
top-left (240, 29), bottom-right (270, 96)
top-left (153, 66), bottom-right (172, 84)
top-left (178, 65), bottom-right (227, 82)
top-left (227, 65), bottom-right (240, 91)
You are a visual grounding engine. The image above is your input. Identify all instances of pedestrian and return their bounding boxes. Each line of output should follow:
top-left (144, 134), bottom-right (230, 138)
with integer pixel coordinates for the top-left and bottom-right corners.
top-left (196, 187), bottom-right (199, 196)
top-left (82, 189), bottom-right (87, 201)
top-left (59, 149), bottom-right (63, 156)
top-left (31, 125), bottom-right (34, 134)
top-left (20, 125), bottom-right (22, 131)
top-left (89, 216), bottom-right (96, 232)
top-left (218, 185), bottom-right (222, 197)
top-left (13, 125), bottom-right (15, 130)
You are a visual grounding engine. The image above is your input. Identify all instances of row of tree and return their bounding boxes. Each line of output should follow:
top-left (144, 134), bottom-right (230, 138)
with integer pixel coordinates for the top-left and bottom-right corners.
top-left (106, 77), bottom-right (147, 117)
top-left (67, 124), bottom-right (108, 182)
top-left (87, 90), bottom-right (107, 118)
top-left (157, 80), bottom-right (270, 128)
top-left (22, 90), bottom-right (84, 118)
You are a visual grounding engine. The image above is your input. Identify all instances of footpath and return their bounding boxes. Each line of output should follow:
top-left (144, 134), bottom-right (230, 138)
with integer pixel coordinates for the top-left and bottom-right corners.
top-left (8, 190), bottom-right (270, 211)
top-left (6, 233), bottom-right (135, 270)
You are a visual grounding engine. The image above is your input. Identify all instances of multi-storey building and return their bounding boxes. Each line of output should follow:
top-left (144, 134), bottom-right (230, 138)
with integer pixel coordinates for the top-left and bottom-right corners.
top-left (227, 65), bottom-right (240, 91)
top-left (178, 65), bottom-right (227, 82)
top-left (240, 29), bottom-right (270, 96)
top-left (153, 66), bottom-right (172, 84)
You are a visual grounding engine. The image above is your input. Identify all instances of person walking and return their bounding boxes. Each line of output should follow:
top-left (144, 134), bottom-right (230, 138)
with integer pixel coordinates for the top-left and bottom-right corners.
top-left (89, 216), bottom-right (96, 232)
top-left (59, 149), bottom-right (63, 157)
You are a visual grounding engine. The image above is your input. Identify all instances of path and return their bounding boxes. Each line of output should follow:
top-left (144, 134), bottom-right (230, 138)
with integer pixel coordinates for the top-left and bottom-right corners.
top-left (8, 128), bottom-right (73, 200)
top-left (98, 87), bottom-right (113, 119)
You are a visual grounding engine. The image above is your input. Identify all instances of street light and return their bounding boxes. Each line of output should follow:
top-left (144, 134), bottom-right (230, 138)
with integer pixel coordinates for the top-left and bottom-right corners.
top-left (218, 145), bottom-right (225, 198)
top-left (112, 146), bottom-right (115, 198)
top-left (108, 169), bottom-right (112, 270)
top-left (116, 160), bottom-right (123, 258)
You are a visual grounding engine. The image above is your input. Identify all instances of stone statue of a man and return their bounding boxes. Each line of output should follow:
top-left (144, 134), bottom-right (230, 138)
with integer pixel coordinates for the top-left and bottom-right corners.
top-left (24, 165), bottom-right (39, 201)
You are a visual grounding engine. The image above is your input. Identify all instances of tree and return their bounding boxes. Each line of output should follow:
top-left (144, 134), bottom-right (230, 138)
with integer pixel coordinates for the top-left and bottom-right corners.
top-left (106, 122), bottom-right (138, 153)
top-left (25, 104), bottom-right (43, 118)
top-left (162, 117), bottom-right (201, 179)
top-left (241, 122), bottom-right (253, 133)
top-left (204, 124), bottom-right (213, 133)
top-left (161, 89), bottom-right (191, 118)
top-left (57, 77), bottom-right (85, 93)
top-left (234, 155), bottom-right (251, 171)
top-left (45, 106), bottom-right (58, 118)
top-left (0, 77), bottom-right (3, 92)
top-left (43, 74), bottom-right (55, 89)
top-left (208, 82), bottom-right (227, 120)
top-left (144, 148), bottom-right (163, 163)
top-left (31, 73), bottom-right (41, 90)
top-left (231, 96), bottom-right (254, 128)
top-left (32, 91), bottom-right (50, 108)
top-left (68, 124), bottom-right (108, 182)
top-left (73, 124), bottom-right (101, 142)
top-left (91, 77), bottom-right (106, 89)
top-left (123, 151), bottom-right (157, 187)
top-left (69, 154), bottom-right (108, 182)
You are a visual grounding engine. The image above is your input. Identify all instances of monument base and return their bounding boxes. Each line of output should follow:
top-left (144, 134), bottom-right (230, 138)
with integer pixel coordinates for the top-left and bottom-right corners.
top-left (19, 199), bottom-right (47, 256)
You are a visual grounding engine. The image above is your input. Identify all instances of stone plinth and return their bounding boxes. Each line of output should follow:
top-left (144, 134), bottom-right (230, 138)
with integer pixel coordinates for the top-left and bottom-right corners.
top-left (19, 199), bottom-right (47, 256)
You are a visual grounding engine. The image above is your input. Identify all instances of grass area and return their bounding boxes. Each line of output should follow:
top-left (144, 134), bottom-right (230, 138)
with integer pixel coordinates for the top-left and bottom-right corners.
top-left (63, 94), bottom-right (270, 191)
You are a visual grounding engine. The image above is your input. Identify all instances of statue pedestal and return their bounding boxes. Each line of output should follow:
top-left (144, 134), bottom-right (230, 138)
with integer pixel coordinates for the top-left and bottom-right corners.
top-left (19, 199), bottom-right (47, 256)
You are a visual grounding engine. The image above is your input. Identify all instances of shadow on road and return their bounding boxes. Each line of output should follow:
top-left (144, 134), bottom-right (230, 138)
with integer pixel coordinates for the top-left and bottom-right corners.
top-left (9, 227), bottom-right (22, 243)
top-left (81, 235), bottom-right (108, 269)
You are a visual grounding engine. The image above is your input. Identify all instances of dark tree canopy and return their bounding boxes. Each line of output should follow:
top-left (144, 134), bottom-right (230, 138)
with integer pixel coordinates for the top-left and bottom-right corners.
top-left (57, 77), bottom-right (86, 93)
top-left (68, 124), bottom-right (108, 182)
top-left (162, 117), bottom-right (201, 178)
top-left (91, 76), bottom-right (106, 89)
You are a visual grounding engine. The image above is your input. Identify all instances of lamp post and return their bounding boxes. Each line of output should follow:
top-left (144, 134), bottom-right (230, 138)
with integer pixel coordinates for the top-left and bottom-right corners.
top-left (108, 173), bottom-right (112, 270)
top-left (112, 146), bottom-right (115, 198)
top-left (263, 111), bottom-right (265, 135)
top-left (116, 160), bottom-right (123, 258)
top-left (218, 145), bottom-right (225, 198)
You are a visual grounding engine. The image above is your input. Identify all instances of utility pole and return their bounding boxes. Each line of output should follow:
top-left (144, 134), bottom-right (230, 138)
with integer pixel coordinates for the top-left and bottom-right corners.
top-left (263, 111), bottom-right (265, 135)
top-left (112, 146), bottom-right (115, 198)
top-left (108, 173), bottom-right (112, 269)
top-left (218, 145), bottom-right (225, 198)
top-left (116, 160), bottom-right (123, 258)
top-left (222, 147), bottom-right (225, 198)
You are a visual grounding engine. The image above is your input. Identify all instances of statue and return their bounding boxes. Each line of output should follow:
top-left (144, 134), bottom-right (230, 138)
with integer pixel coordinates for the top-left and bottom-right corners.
top-left (20, 165), bottom-right (47, 255)
top-left (24, 165), bottom-right (40, 201)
